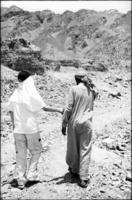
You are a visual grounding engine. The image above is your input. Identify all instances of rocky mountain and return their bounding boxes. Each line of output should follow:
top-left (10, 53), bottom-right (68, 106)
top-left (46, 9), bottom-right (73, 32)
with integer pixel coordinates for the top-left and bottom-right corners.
top-left (1, 6), bottom-right (131, 72)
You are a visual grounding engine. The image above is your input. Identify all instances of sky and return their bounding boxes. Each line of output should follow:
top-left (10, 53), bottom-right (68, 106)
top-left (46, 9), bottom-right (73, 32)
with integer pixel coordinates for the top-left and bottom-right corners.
top-left (1, 1), bottom-right (131, 14)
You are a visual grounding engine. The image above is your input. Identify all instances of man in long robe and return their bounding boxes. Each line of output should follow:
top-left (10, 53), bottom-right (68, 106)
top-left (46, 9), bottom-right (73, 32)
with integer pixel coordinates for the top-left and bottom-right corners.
top-left (62, 73), bottom-right (97, 188)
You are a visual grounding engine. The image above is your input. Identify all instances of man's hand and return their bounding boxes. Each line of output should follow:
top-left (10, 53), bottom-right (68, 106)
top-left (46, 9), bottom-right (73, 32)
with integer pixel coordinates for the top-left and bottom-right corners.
top-left (60, 108), bottom-right (65, 114)
top-left (87, 111), bottom-right (93, 120)
top-left (62, 126), bottom-right (66, 136)
top-left (61, 108), bottom-right (65, 114)
top-left (9, 111), bottom-right (15, 130)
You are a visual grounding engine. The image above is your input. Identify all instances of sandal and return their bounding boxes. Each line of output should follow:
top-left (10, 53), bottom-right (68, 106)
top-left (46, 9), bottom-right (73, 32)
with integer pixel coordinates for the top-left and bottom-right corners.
top-left (78, 179), bottom-right (90, 188)
top-left (17, 178), bottom-right (27, 190)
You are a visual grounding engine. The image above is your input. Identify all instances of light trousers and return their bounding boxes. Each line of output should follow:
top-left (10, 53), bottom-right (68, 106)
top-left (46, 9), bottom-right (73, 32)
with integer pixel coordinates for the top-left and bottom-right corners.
top-left (13, 132), bottom-right (42, 180)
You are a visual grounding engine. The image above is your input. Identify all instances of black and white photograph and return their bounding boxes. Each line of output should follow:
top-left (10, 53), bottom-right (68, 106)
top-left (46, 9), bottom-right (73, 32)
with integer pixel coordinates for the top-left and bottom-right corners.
top-left (1, 1), bottom-right (131, 199)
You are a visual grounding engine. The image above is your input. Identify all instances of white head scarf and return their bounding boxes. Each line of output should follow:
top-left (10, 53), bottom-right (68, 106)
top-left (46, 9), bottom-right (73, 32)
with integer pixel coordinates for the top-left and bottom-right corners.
top-left (9, 76), bottom-right (45, 112)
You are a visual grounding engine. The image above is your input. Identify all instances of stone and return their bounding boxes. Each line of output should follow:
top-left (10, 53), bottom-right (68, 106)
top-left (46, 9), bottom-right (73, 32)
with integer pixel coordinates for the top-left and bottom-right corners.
top-left (108, 92), bottom-right (121, 99)
top-left (99, 190), bottom-right (105, 193)
top-left (126, 176), bottom-right (132, 182)
top-left (126, 120), bottom-right (131, 124)
top-left (102, 138), bottom-right (116, 150)
top-left (113, 163), bottom-right (121, 169)
top-left (115, 76), bottom-right (122, 82)
top-left (116, 144), bottom-right (125, 151)
top-left (91, 145), bottom-right (118, 163)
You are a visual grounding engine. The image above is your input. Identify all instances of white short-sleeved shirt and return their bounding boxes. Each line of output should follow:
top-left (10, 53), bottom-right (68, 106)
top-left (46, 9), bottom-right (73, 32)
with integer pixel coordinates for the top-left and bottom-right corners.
top-left (8, 101), bottom-right (44, 134)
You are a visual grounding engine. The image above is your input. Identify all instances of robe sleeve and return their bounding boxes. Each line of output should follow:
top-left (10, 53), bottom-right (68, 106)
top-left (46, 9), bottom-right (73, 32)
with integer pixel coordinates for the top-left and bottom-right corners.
top-left (62, 87), bottom-right (74, 127)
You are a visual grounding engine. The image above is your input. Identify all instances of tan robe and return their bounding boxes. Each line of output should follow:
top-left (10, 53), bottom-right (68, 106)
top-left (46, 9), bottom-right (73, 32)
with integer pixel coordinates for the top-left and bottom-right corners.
top-left (62, 83), bottom-right (94, 180)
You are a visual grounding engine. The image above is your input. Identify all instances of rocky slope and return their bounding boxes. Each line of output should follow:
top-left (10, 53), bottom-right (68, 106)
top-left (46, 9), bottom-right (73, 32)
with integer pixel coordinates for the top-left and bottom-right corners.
top-left (1, 65), bottom-right (131, 199)
top-left (1, 6), bottom-right (131, 71)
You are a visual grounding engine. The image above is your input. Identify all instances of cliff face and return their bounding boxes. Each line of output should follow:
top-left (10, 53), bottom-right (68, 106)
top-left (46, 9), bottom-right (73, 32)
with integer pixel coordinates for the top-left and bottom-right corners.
top-left (1, 6), bottom-right (131, 69)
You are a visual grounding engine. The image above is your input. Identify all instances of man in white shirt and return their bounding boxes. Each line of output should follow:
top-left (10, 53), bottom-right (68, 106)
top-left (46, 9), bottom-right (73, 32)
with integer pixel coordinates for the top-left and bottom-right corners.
top-left (8, 71), bottom-right (63, 189)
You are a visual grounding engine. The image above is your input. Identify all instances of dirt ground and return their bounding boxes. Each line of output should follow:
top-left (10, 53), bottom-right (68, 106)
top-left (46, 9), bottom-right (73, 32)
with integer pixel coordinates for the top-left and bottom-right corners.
top-left (1, 66), bottom-right (131, 199)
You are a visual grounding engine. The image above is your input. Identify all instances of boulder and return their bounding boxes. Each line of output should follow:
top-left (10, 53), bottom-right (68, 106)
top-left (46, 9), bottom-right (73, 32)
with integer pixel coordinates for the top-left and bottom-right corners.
top-left (108, 91), bottom-right (121, 99)
top-left (95, 62), bottom-right (108, 72)
top-left (102, 138), bottom-right (116, 150)
top-left (82, 61), bottom-right (108, 72)
top-left (60, 60), bottom-right (80, 68)
top-left (1, 38), bottom-right (44, 74)
top-left (51, 62), bottom-right (61, 71)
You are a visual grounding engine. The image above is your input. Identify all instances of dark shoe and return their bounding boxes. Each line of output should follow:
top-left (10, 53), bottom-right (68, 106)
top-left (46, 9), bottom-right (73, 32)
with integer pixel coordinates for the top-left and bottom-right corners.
top-left (78, 179), bottom-right (90, 188)
top-left (68, 167), bottom-right (79, 179)
top-left (17, 178), bottom-right (27, 190)
top-left (10, 179), bottom-right (18, 187)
